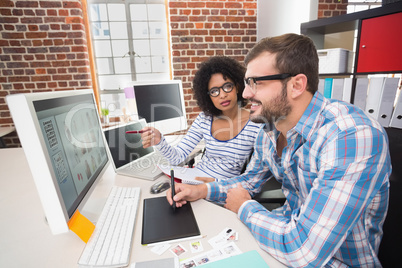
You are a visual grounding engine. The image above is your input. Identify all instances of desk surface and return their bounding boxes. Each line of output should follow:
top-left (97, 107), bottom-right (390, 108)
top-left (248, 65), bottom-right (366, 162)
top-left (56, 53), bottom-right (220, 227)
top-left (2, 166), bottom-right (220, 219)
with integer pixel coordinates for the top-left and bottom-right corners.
top-left (0, 148), bottom-right (286, 268)
top-left (0, 126), bottom-right (15, 137)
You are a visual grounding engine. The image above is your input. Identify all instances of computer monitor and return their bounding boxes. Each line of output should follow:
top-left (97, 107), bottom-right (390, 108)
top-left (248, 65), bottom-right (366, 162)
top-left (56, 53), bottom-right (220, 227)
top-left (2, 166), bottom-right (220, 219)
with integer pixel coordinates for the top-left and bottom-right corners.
top-left (6, 90), bottom-right (109, 235)
top-left (133, 80), bottom-right (188, 134)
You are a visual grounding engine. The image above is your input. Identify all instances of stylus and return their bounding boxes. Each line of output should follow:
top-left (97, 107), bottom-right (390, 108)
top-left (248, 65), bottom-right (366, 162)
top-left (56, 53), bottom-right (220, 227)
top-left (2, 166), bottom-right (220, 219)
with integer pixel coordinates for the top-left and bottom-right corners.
top-left (171, 168), bottom-right (176, 211)
top-left (125, 130), bottom-right (150, 134)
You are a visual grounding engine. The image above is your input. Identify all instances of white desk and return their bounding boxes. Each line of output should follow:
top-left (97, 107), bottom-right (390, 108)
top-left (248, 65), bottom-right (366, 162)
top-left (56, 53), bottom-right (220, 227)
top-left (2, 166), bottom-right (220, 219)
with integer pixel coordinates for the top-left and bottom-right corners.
top-left (0, 148), bottom-right (286, 267)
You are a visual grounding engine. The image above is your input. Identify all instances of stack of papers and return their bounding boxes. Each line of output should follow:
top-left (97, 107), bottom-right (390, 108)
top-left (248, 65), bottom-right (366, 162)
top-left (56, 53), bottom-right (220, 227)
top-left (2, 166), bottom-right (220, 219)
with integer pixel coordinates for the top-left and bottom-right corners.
top-left (157, 165), bottom-right (211, 185)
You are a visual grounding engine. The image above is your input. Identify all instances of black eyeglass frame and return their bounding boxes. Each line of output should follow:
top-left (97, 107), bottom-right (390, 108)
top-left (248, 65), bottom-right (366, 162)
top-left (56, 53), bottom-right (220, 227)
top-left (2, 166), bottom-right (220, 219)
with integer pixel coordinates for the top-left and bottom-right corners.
top-left (244, 73), bottom-right (293, 87)
top-left (207, 82), bottom-right (235, 97)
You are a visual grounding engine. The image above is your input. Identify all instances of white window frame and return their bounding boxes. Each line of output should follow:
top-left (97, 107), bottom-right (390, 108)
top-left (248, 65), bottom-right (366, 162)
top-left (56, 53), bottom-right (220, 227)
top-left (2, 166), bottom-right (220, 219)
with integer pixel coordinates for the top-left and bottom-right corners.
top-left (88, 0), bottom-right (171, 91)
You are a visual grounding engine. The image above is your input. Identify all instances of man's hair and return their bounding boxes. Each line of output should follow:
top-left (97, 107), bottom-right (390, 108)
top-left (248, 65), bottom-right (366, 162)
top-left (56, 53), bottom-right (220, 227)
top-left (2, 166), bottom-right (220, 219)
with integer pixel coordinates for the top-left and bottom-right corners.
top-left (245, 33), bottom-right (319, 94)
top-left (192, 56), bottom-right (247, 117)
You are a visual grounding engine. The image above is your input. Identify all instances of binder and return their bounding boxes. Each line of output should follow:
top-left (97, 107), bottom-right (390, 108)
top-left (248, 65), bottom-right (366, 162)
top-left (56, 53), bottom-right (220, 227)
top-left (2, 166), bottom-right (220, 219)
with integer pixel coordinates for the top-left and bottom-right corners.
top-left (141, 196), bottom-right (200, 245)
top-left (389, 87), bottom-right (402, 129)
top-left (342, 78), bottom-right (353, 103)
top-left (323, 78), bottom-right (333, 98)
top-left (365, 77), bottom-right (385, 120)
top-left (331, 78), bottom-right (344, 100)
top-left (377, 77), bottom-right (399, 127)
top-left (353, 78), bottom-right (369, 110)
top-left (318, 79), bottom-right (325, 95)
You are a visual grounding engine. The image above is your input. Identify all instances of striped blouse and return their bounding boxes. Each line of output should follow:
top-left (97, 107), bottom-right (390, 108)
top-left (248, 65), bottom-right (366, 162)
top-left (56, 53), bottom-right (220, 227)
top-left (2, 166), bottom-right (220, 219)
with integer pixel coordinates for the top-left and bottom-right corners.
top-left (155, 112), bottom-right (262, 180)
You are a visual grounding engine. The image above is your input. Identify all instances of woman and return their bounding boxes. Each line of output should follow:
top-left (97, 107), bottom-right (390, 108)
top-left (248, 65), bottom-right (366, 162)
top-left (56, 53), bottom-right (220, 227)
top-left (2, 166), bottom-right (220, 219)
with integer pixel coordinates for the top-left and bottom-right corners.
top-left (141, 56), bottom-right (262, 182)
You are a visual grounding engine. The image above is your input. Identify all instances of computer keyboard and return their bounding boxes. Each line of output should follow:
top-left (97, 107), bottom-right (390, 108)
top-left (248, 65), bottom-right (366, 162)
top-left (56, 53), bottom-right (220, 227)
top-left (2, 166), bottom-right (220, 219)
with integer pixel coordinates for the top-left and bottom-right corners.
top-left (78, 186), bottom-right (141, 267)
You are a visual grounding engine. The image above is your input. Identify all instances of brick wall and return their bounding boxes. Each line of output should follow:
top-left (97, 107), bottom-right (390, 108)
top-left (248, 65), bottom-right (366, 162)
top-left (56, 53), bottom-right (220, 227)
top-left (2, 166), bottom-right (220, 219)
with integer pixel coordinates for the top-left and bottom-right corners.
top-left (0, 0), bottom-right (92, 147)
top-left (0, 0), bottom-right (346, 147)
top-left (168, 0), bottom-right (257, 124)
top-left (318, 0), bottom-right (348, 19)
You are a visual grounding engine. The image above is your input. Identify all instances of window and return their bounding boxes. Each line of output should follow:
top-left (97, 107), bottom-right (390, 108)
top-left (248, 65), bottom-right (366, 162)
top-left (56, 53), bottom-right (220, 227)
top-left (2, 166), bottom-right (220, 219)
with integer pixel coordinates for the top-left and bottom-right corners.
top-left (88, 0), bottom-right (171, 91)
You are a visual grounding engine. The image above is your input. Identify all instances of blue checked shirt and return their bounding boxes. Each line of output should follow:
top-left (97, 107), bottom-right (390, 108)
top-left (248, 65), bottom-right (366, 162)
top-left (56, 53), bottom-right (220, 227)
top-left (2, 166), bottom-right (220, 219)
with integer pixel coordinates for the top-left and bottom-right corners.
top-left (206, 92), bottom-right (391, 267)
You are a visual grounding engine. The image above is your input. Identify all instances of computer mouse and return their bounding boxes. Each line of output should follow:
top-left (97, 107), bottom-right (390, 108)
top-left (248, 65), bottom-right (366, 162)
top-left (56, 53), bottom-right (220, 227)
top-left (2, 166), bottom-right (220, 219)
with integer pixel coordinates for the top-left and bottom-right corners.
top-left (150, 181), bottom-right (171, 194)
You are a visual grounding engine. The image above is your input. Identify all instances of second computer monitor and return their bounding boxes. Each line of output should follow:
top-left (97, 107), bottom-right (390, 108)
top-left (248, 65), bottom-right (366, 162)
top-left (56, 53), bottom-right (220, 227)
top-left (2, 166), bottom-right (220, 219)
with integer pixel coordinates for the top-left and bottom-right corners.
top-left (133, 80), bottom-right (188, 134)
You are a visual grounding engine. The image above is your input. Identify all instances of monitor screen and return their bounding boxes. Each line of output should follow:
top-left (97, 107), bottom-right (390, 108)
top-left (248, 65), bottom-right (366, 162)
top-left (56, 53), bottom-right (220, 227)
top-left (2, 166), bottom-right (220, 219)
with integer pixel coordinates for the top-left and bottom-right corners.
top-left (133, 80), bottom-right (188, 134)
top-left (104, 120), bottom-right (154, 169)
top-left (6, 90), bottom-right (109, 235)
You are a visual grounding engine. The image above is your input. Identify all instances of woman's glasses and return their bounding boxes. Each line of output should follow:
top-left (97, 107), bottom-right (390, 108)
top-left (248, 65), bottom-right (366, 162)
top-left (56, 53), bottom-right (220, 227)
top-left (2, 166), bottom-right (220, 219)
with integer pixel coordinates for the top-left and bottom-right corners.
top-left (207, 82), bottom-right (235, 97)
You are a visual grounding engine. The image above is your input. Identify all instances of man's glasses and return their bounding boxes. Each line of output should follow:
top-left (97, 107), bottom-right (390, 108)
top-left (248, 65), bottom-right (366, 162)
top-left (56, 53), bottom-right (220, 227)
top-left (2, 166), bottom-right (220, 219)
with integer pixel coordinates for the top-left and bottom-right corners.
top-left (244, 73), bottom-right (293, 94)
top-left (207, 82), bottom-right (235, 97)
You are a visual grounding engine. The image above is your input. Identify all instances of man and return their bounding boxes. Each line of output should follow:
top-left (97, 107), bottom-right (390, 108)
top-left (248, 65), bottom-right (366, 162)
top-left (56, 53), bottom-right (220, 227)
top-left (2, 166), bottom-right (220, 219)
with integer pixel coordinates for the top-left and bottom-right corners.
top-left (167, 33), bottom-right (391, 267)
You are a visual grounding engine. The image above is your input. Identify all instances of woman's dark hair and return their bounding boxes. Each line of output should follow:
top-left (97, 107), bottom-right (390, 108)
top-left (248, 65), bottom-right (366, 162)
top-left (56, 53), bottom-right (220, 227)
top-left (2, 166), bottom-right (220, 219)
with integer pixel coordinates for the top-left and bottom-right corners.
top-left (192, 56), bottom-right (247, 117)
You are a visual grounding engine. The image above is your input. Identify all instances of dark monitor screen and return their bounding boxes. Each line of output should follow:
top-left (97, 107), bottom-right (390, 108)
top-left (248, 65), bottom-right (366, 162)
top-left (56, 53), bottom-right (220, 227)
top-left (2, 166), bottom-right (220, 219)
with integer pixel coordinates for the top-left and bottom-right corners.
top-left (134, 83), bottom-right (183, 122)
top-left (104, 120), bottom-right (154, 169)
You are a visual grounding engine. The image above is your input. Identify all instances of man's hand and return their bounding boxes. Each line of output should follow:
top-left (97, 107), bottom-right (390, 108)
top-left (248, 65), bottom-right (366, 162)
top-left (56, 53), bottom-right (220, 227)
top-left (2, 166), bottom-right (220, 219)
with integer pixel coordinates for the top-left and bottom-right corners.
top-left (224, 183), bottom-right (251, 213)
top-left (140, 127), bottom-right (161, 148)
top-left (166, 183), bottom-right (208, 208)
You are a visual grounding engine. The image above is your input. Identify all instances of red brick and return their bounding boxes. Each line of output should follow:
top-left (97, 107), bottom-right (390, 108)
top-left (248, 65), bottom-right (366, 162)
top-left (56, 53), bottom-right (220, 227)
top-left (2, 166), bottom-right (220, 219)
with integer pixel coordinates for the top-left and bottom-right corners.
top-left (26, 32), bottom-right (47, 39)
top-left (244, 3), bottom-right (257, 9)
top-left (2, 32), bottom-right (24, 39)
top-left (208, 16), bottom-right (225, 22)
top-left (189, 29), bottom-right (208, 35)
top-left (169, 2), bottom-right (187, 8)
top-left (188, 2), bottom-right (205, 8)
top-left (16, 1), bottom-right (38, 8)
top-left (225, 3), bottom-right (242, 9)
top-left (189, 16), bottom-right (206, 22)
top-left (0, 0), bottom-right (14, 7)
top-left (32, 75), bottom-right (51, 82)
top-left (170, 16), bottom-right (189, 22)
top-left (206, 2), bottom-right (224, 8)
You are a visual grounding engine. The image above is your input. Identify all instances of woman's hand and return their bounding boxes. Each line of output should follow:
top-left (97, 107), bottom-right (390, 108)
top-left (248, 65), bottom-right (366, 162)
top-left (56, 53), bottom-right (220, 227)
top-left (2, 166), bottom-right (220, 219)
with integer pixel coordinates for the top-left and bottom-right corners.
top-left (195, 177), bottom-right (215, 183)
top-left (140, 127), bottom-right (162, 148)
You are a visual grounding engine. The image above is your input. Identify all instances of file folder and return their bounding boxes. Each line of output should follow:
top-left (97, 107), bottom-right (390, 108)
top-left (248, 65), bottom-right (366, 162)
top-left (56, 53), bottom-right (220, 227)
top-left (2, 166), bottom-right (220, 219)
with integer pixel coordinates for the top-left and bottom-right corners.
top-left (323, 78), bottom-right (333, 98)
top-left (331, 78), bottom-right (344, 100)
top-left (377, 77), bottom-right (399, 127)
top-left (342, 78), bottom-right (353, 103)
top-left (365, 77), bottom-right (385, 120)
top-left (389, 87), bottom-right (402, 129)
top-left (353, 78), bottom-right (369, 110)
top-left (318, 79), bottom-right (325, 95)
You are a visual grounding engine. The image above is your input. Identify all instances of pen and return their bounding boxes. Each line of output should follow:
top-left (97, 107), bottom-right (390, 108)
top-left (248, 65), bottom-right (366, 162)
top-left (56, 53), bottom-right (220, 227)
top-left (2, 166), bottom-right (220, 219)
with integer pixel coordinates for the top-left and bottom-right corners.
top-left (125, 130), bottom-right (150, 134)
top-left (171, 168), bottom-right (176, 211)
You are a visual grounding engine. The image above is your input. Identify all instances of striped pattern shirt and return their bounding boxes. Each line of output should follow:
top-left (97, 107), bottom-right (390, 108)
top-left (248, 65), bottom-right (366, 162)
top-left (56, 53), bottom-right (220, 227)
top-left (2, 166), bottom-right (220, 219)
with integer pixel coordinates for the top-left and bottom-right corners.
top-left (207, 92), bottom-right (391, 267)
top-left (156, 112), bottom-right (262, 180)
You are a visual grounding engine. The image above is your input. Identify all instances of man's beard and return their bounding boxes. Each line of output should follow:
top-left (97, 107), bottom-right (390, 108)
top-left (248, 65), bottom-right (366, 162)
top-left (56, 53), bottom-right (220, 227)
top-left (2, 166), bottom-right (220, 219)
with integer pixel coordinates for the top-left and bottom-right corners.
top-left (249, 83), bottom-right (291, 124)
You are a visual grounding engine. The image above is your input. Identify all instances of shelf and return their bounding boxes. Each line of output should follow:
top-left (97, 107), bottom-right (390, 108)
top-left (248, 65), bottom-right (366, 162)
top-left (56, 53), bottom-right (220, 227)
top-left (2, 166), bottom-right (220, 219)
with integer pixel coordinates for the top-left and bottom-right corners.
top-left (301, 2), bottom-right (402, 49)
top-left (301, 2), bottom-right (402, 35)
top-left (319, 73), bottom-right (353, 77)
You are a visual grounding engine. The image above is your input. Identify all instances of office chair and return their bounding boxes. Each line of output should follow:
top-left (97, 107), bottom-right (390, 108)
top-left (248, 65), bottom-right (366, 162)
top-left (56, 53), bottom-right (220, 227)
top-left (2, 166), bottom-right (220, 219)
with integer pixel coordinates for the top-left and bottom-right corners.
top-left (378, 128), bottom-right (402, 267)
